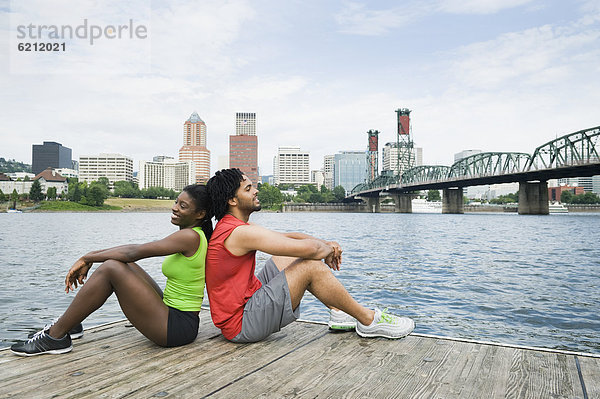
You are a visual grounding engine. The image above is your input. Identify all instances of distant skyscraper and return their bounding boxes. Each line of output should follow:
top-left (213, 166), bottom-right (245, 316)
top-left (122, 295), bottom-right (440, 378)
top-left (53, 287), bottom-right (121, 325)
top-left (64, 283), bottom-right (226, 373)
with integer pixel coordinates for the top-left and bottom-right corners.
top-left (381, 143), bottom-right (422, 175)
top-left (273, 146), bottom-right (310, 185)
top-left (323, 155), bottom-right (334, 190)
top-left (333, 151), bottom-right (367, 195)
top-left (32, 141), bottom-right (73, 175)
top-left (235, 112), bottom-right (256, 136)
top-left (229, 112), bottom-right (258, 183)
top-left (179, 112), bottom-right (210, 184)
top-left (454, 149), bottom-right (482, 163)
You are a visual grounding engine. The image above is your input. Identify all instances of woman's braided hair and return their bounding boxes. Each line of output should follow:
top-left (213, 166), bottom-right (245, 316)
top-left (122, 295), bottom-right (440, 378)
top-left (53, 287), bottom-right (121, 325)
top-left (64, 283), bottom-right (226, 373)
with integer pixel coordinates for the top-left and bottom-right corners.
top-left (206, 168), bottom-right (245, 221)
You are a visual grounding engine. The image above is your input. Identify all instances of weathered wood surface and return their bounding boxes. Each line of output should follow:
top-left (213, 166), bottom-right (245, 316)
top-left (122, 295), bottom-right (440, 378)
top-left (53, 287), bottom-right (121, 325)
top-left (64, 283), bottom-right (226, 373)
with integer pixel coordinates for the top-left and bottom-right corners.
top-left (0, 311), bottom-right (597, 398)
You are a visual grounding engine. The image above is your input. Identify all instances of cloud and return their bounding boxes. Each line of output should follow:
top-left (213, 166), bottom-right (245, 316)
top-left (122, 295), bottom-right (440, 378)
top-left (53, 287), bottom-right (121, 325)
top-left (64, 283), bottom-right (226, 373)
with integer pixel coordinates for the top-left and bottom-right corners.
top-left (449, 20), bottom-right (600, 90)
top-left (334, 2), bottom-right (424, 35)
top-left (436, 0), bottom-right (536, 15)
top-left (334, 0), bottom-right (537, 36)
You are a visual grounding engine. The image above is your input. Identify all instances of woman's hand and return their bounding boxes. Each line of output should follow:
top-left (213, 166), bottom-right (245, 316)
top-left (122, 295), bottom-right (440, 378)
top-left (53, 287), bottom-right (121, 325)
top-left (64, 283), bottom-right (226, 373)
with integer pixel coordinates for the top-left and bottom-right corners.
top-left (65, 258), bottom-right (93, 293)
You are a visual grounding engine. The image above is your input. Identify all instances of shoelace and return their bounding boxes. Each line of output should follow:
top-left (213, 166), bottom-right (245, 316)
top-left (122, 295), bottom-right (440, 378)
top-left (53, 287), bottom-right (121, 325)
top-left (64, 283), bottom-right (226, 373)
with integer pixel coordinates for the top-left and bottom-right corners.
top-left (378, 308), bottom-right (398, 325)
top-left (27, 329), bottom-right (47, 343)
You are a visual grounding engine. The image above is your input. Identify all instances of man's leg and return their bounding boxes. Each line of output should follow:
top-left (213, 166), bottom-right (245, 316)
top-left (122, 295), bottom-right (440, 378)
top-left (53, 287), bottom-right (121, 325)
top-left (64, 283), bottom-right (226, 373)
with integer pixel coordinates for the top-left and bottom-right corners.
top-left (271, 256), bottom-right (375, 326)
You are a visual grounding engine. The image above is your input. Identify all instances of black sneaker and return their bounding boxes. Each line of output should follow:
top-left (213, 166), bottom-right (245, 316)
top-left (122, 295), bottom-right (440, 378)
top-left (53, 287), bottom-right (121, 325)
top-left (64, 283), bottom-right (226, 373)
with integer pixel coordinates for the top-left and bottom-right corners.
top-left (27, 322), bottom-right (83, 340)
top-left (11, 329), bottom-right (73, 356)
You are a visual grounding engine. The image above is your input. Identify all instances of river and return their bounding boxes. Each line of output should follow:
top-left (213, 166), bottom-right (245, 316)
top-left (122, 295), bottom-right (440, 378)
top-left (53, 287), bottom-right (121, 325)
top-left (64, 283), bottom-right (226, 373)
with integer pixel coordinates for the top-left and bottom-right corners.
top-left (0, 211), bottom-right (598, 354)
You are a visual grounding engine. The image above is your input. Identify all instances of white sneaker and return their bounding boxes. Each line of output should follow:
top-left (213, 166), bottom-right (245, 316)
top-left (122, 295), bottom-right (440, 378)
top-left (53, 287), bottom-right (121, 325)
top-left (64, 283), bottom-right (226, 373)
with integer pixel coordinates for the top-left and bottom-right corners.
top-left (328, 309), bottom-right (356, 331)
top-left (356, 308), bottom-right (414, 339)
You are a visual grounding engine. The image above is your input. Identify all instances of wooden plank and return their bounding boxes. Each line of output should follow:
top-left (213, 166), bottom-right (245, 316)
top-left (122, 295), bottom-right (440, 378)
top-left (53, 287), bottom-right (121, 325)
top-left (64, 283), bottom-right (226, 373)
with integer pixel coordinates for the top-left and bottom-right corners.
top-left (208, 331), bottom-right (467, 398)
top-left (0, 316), bottom-right (222, 398)
top-left (578, 355), bottom-right (600, 398)
top-left (121, 321), bottom-right (327, 398)
top-left (504, 349), bottom-right (582, 399)
top-left (1, 317), bottom-right (596, 399)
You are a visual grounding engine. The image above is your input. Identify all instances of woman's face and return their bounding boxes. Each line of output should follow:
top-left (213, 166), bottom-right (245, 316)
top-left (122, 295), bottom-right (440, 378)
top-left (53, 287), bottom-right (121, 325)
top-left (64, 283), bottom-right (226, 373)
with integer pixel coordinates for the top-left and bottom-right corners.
top-left (171, 191), bottom-right (206, 228)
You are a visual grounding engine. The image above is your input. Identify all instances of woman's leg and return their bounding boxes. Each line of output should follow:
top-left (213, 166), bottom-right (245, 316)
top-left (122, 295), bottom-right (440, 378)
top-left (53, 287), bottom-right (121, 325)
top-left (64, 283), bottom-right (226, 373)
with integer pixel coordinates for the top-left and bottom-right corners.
top-left (49, 260), bottom-right (170, 346)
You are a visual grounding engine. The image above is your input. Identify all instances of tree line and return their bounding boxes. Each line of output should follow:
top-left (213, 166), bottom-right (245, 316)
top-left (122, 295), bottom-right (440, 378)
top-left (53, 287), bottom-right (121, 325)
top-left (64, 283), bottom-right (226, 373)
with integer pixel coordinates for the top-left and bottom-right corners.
top-left (0, 178), bottom-right (178, 208)
top-left (257, 183), bottom-right (347, 209)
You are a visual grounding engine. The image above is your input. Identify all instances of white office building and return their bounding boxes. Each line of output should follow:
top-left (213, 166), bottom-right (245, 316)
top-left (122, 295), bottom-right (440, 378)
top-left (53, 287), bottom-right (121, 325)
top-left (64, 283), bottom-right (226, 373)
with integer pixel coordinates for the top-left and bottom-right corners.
top-left (79, 153), bottom-right (133, 188)
top-left (382, 143), bottom-right (423, 175)
top-left (138, 158), bottom-right (196, 191)
top-left (273, 146), bottom-right (310, 185)
top-left (323, 155), bottom-right (334, 190)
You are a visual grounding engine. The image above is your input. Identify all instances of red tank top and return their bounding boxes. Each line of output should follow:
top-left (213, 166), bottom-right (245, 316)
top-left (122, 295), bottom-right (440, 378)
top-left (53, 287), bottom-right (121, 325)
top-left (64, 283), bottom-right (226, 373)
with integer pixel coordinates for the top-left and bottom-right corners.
top-left (206, 214), bottom-right (262, 339)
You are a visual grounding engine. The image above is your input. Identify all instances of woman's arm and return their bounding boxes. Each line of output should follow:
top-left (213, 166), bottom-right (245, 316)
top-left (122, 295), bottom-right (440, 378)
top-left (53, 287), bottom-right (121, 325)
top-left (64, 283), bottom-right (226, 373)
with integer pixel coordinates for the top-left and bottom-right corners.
top-left (65, 228), bottom-right (202, 293)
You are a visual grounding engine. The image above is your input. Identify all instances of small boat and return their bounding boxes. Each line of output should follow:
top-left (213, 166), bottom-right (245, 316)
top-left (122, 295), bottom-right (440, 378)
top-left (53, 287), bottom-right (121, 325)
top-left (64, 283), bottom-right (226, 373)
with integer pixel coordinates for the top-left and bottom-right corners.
top-left (7, 209), bottom-right (22, 213)
top-left (548, 202), bottom-right (568, 214)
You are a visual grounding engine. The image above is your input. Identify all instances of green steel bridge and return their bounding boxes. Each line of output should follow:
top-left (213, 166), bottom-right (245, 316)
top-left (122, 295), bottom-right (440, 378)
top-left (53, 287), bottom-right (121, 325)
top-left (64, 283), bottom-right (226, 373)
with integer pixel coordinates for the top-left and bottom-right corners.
top-left (348, 126), bottom-right (600, 214)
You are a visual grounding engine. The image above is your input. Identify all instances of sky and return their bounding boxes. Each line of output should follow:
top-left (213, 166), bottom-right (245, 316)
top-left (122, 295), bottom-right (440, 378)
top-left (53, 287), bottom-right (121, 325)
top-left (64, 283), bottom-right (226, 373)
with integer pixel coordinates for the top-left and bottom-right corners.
top-left (1, 0), bottom-right (599, 176)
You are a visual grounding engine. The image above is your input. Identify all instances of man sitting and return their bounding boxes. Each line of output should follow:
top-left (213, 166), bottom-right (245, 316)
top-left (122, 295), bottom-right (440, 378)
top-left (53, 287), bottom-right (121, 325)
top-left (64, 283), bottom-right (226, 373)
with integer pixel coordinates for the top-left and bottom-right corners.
top-left (205, 168), bottom-right (414, 343)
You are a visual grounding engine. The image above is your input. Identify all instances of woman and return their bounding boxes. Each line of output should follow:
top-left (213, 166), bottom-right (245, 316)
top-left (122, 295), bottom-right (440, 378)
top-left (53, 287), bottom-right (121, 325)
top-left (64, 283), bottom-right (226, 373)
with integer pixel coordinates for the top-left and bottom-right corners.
top-left (11, 184), bottom-right (212, 356)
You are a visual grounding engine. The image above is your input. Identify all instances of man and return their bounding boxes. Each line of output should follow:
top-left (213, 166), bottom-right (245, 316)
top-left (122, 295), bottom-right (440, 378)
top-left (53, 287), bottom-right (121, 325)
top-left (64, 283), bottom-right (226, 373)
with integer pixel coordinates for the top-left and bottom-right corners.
top-left (205, 168), bottom-right (414, 343)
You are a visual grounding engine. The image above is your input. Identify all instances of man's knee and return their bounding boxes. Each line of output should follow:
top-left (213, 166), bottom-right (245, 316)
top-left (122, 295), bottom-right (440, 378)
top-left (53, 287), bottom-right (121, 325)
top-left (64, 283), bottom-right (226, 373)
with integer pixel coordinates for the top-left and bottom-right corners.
top-left (288, 258), bottom-right (329, 276)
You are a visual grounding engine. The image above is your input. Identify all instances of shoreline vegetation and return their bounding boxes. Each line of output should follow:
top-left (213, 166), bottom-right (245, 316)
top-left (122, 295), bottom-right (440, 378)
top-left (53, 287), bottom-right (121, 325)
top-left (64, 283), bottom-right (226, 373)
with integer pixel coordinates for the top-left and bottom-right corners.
top-left (1, 198), bottom-right (599, 213)
top-left (0, 198), bottom-right (174, 212)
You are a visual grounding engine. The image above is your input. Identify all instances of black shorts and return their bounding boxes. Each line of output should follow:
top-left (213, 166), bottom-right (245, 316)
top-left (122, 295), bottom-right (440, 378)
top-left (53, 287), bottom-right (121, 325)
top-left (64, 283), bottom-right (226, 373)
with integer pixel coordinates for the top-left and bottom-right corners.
top-left (166, 306), bottom-right (199, 347)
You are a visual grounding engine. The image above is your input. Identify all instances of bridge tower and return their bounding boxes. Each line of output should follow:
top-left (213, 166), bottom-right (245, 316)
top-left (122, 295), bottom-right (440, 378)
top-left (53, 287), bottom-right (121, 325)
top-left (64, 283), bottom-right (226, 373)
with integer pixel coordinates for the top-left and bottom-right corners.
top-left (395, 108), bottom-right (415, 177)
top-left (366, 130), bottom-right (379, 183)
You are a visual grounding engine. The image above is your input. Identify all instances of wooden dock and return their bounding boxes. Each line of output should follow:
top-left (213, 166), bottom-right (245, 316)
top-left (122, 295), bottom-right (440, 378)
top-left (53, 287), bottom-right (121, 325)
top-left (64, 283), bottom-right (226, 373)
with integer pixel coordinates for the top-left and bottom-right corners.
top-left (1, 310), bottom-right (598, 398)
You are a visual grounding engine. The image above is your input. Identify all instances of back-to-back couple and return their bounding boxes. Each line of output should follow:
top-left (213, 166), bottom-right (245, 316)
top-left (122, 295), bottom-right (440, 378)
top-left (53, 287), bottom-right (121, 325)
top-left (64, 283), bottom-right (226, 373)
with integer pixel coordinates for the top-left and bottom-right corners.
top-left (11, 168), bottom-right (415, 356)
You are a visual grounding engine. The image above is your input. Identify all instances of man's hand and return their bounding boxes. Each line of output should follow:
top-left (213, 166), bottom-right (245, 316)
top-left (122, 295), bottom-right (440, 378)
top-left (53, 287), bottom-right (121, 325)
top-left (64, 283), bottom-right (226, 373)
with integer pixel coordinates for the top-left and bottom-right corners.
top-left (65, 258), bottom-right (93, 293)
top-left (324, 241), bottom-right (342, 271)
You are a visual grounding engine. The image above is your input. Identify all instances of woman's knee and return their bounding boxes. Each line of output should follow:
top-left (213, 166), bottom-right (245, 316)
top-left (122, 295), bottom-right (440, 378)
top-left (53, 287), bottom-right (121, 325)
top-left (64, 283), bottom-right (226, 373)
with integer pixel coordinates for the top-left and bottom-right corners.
top-left (96, 259), bottom-right (130, 277)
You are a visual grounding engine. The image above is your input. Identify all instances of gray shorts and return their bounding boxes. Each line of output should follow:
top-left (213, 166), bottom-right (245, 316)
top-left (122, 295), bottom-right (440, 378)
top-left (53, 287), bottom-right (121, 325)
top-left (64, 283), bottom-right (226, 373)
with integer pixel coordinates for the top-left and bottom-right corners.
top-left (230, 257), bottom-right (300, 343)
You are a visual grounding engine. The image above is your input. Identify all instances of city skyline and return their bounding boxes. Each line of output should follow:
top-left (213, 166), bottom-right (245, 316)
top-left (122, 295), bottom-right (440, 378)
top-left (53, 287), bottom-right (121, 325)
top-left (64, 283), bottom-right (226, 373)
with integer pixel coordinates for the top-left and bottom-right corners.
top-left (2, 1), bottom-right (599, 176)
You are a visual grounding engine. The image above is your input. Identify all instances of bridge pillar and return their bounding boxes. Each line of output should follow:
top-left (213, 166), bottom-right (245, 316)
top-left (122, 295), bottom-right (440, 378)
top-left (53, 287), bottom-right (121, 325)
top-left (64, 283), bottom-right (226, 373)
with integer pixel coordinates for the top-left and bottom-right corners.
top-left (442, 188), bottom-right (464, 214)
top-left (518, 181), bottom-right (549, 215)
top-left (366, 197), bottom-right (381, 213)
top-left (392, 194), bottom-right (413, 213)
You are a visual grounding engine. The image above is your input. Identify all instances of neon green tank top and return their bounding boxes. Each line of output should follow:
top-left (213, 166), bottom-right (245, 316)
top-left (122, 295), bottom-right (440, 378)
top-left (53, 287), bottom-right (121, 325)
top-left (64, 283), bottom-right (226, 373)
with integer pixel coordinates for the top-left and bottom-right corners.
top-left (162, 227), bottom-right (207, 311)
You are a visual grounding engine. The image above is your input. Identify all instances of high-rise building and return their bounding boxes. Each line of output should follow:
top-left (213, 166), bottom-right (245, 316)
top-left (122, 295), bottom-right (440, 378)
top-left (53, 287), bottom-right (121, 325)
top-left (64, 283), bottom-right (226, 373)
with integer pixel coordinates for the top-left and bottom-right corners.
top-left (333, 151), bottom-right (367, 195)
top-left (454, 149), bottom-right (482, 163)
top-left (138, 158), bottom-right (195, 191)
top-left (381, 143), bottom-right (423, 175)
top-left (32, 141), bottom-right (73, 175)
top-left (79, 153), bottom-right (133, 188)
top-left (179, 112), bottom-right (210, 184)
top-left (593, 175), bottom-right (600, 195)
top-left (273, 146), bottom-right (310, 186)
top-left (311, 170), bottom-right (325, 187)
top-left (323, 155), bottom-right (334, 190)
top-left (235, 112), bottom-right (256, 136)
top-left (229, 112), bottom-right (258, 183)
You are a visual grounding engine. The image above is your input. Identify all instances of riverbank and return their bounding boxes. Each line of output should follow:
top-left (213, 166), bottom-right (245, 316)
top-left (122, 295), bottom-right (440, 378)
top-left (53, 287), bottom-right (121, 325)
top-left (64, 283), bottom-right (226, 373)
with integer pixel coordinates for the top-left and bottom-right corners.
top-left (282, 202), bottom-right (600, 213)
top-left (0, 198), bottom-right (173, 213)
top-left (3, 199), bottom-right (600, 213)
top-left (103, 197), bottom-right (173, 212)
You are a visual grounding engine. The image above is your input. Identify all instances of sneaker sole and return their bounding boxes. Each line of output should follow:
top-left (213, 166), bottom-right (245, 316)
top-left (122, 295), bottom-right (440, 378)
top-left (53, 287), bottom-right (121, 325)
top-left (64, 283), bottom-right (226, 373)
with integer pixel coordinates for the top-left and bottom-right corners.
top-left (356, 329), bottom-right (413, 339)
top-left (328, 323), bottom-right (356, 331)
top-left (70, 332), bottom-right (83, 340)
top-left (10, 345), bottom-right (73, 357)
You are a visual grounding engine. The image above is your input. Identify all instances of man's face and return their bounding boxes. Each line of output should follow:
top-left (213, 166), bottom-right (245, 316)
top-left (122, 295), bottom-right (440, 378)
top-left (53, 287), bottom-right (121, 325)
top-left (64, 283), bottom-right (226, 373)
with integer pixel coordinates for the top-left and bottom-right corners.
top-left (234, 175), bottom-right (261, 213)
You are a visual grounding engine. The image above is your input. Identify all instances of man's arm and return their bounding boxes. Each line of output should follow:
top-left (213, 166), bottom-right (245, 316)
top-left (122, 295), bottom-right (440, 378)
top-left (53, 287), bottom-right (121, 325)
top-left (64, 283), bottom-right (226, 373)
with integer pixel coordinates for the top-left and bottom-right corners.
top-left (225, 224), bottom-right (341, 269)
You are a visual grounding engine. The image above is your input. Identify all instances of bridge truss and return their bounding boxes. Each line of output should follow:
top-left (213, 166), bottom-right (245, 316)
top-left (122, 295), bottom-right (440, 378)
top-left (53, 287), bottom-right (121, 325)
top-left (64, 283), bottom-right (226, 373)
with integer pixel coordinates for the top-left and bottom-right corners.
top-left (350, 125), bottom-right (600, 196)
